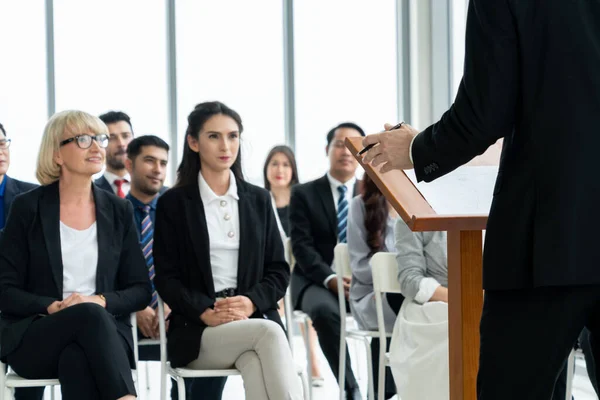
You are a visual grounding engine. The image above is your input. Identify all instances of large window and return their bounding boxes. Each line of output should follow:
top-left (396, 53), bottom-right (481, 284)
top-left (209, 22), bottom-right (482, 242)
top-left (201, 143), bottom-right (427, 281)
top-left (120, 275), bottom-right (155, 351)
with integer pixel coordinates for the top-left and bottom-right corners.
top-left (0, 2), bottom-right (48, 183)
top-left (54, 0), bottom-right (170, 178)
top-left (451, 0), bottom-right (469, 97)
top-left (176, 0), bottom-right (286, 186)
top-left (293, 0), bottom-right (398, 182)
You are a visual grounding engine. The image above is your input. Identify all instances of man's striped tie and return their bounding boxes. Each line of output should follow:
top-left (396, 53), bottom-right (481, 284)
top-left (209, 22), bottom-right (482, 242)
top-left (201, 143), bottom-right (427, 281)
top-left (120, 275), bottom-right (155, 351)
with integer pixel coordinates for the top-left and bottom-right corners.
top-left (337, 185), bottom-right (349, 243)
top-left (140, 205), bottom-right (158, 309)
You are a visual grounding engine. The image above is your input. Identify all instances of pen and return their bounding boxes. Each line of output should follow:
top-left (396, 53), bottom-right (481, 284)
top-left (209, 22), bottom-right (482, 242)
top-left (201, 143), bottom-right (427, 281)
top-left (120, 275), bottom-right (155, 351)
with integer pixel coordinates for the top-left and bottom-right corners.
top-left (357, 122), bottom-right (404, 155)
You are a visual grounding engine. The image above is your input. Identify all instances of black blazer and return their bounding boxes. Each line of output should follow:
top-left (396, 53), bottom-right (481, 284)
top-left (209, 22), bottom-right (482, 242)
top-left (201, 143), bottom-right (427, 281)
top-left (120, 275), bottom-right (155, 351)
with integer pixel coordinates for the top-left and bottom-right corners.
top-left (3, 176), bottom-right (37, 222)
top-left (95, 175), bottom-right (168, 196)
top-left (289, 174), bottom-right (359, 308)
top-left (411, 0), bottom-right (600, 290)
top-left (153, 178), bottom-right (289, 368)
top-left (0, 182), bottom-right (151, 364)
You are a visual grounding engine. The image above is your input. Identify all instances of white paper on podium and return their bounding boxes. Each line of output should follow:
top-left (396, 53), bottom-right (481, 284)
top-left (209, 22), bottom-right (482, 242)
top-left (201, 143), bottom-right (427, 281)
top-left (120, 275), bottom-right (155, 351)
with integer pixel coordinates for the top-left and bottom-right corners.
top-left (405, 166), bottom-right (499, 216)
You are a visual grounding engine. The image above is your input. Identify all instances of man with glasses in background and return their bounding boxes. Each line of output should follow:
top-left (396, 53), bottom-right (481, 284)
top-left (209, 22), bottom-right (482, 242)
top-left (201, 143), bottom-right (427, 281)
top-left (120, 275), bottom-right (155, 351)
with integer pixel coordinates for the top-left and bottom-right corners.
top-left (95, 111), bottom-right (134, 198)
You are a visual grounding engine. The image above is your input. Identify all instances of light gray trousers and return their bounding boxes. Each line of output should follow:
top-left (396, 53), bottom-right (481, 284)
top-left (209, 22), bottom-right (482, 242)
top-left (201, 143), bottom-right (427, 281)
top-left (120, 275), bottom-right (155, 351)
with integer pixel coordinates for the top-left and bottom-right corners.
top-left (187, 319), bottom-right (303, 400)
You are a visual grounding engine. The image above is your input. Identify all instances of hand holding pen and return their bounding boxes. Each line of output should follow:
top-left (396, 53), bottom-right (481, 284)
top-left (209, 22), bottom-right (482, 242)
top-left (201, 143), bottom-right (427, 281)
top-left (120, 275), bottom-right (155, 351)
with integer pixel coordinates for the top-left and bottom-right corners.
top-left (359, 122), bottom-right (419, 173)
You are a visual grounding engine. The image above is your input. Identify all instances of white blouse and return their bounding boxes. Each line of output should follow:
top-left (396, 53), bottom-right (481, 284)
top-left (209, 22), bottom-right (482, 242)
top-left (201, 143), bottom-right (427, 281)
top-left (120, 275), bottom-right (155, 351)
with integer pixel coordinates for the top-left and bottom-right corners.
top-left (60, 221), bottom-right (98, 300)
top-left (198, 170), bottom-right (240, 293)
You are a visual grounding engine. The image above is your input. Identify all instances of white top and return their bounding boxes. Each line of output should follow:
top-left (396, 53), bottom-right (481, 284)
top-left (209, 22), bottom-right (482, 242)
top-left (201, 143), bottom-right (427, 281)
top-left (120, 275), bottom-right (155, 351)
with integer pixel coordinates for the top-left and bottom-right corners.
top-left (60, 221), bottom-right (98, 300)
top-left (324, 173), bottom-right (357, 286)
top-left (198, 170), bottom-right (240, 293)
top-left (103, 170), bottom-right (131, 196)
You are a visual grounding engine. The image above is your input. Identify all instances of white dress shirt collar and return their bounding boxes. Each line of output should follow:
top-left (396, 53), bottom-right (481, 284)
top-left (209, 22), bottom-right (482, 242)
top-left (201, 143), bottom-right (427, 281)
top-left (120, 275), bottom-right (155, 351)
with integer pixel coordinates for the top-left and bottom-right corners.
top-left (198, 170), bottom-right (240, 203)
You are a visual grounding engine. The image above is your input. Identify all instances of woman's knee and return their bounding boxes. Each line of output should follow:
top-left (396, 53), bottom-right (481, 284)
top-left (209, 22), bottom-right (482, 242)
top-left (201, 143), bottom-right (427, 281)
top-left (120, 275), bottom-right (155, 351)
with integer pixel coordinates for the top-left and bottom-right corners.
top-left (66, 303), bottom-right (113, 328)
top-left (255, 320), bottom-right (287, 345)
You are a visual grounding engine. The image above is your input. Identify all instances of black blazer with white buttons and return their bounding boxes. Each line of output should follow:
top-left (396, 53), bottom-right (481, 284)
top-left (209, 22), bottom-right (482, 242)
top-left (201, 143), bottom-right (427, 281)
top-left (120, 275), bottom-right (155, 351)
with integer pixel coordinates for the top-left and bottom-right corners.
top-left (153, 177), bottom-right (289, 368)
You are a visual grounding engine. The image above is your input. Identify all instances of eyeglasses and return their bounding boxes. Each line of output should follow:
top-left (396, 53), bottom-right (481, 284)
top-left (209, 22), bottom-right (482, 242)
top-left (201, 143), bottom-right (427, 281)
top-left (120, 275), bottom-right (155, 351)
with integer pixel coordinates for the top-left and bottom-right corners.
top-left (0, 139), bottom-right (11, 150)
top-left (60, 134), bottom-right (109, 149)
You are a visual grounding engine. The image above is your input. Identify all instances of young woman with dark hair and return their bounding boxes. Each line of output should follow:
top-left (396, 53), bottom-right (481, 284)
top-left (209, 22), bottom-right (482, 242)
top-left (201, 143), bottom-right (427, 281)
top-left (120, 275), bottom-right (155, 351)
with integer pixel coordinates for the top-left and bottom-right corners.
top-left (347, 172), bottom-right (403, 399)
top-left (154, 101), bottom-right (302, 400)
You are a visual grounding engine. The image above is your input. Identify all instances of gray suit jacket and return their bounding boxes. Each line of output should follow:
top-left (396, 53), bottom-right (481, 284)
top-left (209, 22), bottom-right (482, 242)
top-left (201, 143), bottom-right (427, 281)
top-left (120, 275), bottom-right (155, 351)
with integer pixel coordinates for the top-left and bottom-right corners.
top-left (395, 218), bottom-right (447, 303)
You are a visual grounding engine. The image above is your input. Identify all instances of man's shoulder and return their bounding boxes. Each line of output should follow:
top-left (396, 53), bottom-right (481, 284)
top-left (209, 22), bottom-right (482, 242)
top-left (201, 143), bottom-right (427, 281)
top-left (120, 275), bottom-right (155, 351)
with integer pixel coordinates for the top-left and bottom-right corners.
top-left (292, 175), bottom-right (328, 196)
top-left (10, 177), bottom-right (38, 194)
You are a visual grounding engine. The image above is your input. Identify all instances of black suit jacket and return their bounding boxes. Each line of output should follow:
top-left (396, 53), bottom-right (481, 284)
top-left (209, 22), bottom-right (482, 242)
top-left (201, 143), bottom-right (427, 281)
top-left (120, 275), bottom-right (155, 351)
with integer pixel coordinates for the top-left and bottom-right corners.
top-left (95, 175), bottom-right (168, 196)
top-left (3, 176), bottom-right (37, 222)
top-left (0, 182), bottom-right (152, 364)
top-left (289, 174), bottom-right (359, 308)
top-left (153, 178), bottom-right (289, 368)
top-left (412, 0), bottom-right (600, 290)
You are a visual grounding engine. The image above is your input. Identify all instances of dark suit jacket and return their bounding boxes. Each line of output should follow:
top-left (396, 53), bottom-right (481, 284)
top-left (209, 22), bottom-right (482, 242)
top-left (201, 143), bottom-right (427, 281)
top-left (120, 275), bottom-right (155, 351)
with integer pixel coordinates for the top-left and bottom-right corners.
top-left (153, 178), bottom-right (289, 368)
top-left (289, 174), bottom-right (359, 308)
top-left (3, 176), bottom-right (37, 222)
top-left (95, 175), bottom-right (168, 196)
top-left (0, 182), bottom-right (152, 365)
top-left (411, 0), bottom-right (600, 290)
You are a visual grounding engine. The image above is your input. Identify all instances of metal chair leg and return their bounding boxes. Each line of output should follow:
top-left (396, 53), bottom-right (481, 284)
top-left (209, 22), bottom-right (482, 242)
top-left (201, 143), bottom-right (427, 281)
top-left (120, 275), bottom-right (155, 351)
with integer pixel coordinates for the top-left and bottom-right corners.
top-left (177, 377), bottom-right (186, 400)
top-left (565, 349), bottom-right (575, 400)
top-left (145, 362), bottom-right (151, 391)
top-left (363, 338), bottom-right (375, 400)
top-left (302, 318), bottom-right (313, 400)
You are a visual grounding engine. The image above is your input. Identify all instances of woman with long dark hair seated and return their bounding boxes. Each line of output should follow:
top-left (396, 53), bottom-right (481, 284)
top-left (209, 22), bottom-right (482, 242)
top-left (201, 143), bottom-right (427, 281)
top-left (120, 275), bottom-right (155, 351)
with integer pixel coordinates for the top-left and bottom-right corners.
top-left (263, 144), bottom-right (325, 386)
top-left (153, 101), bottom-right (302, 400)
top-left (347, 172), bottom-right (403, 399)
top-left (0, 110), bottom-right (151, 399)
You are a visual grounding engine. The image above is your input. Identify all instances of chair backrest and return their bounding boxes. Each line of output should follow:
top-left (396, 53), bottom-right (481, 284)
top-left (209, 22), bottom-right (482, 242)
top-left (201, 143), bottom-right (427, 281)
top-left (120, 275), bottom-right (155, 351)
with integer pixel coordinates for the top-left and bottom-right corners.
top-left (334, 243), bottom-right (352, 279)
top-left (283, 238), bottom-right (296, 346)
top-left (285, 237), bottom-right (295, 268)
top-left (371, 252), bottom-right (402, 295)
top-left (371, 251), bottom-right (401, 399)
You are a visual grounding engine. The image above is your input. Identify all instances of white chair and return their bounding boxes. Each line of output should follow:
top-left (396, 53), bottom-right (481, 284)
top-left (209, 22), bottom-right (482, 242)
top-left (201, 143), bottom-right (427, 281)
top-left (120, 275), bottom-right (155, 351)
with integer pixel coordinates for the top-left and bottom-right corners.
top-left (131, 312), bottom-right (162, 394)
top-left (0, 363), bottom-right (58, 400)
top-left (156, 296), bottom-right (309, 400)
top-left (334, 243), bottom-right (377, 400)
top-left (371, 252), bottom-right (402, 400)
top-left (285, 238), bottom-right (314, 400)
top-left (0, 313), bottom-right (140, 400)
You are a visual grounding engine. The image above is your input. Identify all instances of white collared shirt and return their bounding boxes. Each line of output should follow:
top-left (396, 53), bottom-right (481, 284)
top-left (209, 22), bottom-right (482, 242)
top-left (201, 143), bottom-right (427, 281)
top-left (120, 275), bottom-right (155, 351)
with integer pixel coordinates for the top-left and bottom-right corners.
top-left (103, 170), bottom-right (131, 197)
top-left (60, 221), bottom-right (98, 299)
top-left (324, 173), bottom-right (357, 286)
top-left (198, 170), bottom-right (240, 293)
top-left (327, 173), bottom-right (356, 211)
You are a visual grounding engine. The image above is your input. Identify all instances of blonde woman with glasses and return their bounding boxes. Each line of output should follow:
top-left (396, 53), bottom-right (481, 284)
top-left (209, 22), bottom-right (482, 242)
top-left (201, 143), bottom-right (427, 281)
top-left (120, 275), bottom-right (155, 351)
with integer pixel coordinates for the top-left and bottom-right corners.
top-left (0, 110), bottom-right (151, 400)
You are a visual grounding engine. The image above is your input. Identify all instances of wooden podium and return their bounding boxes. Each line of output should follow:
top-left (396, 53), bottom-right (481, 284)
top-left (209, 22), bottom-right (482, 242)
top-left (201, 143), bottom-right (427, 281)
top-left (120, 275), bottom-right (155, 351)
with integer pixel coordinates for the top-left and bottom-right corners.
top-left (346, 137), bottom-right (489, 400)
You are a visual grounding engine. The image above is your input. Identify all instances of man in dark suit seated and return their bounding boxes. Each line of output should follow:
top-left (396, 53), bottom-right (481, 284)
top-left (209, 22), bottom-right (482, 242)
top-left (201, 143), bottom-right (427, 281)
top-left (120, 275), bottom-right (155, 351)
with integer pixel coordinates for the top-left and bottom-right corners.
top-left (124, 135), bottom-right (226, 400)
top-left (289, 122), bottom-right (365, 400)
top-left (95, 111), bottom-right (134, 198)
top-left (0, 123), bottom-right (42, 400)
top-left (0, 123), bottom-right (37, 232)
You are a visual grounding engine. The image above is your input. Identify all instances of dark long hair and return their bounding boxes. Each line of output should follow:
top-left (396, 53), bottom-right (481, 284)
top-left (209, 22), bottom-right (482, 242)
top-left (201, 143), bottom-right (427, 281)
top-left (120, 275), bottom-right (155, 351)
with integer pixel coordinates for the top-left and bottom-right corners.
top-left (263, 145), bottom-right (299, 191)
top-left (176, 101), bottom-right (244, 188)
top-left (362, 173), bottom-right (389, 255)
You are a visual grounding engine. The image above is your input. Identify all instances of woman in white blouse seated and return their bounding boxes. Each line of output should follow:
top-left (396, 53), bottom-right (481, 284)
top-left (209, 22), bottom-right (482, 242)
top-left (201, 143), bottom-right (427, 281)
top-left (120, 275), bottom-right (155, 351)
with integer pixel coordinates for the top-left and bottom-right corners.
top-left (0, 110), bottom-right (151, 399)
top-left (389, 218), bottom-right (449, 400)
top-left (154, 102), bottom-right (302, 400)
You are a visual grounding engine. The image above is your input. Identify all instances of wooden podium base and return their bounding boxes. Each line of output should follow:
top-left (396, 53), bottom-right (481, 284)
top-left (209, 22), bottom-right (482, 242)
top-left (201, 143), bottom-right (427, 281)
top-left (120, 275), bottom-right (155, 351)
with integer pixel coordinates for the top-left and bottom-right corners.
top-left (448, 230), bottom-right (484, 400)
